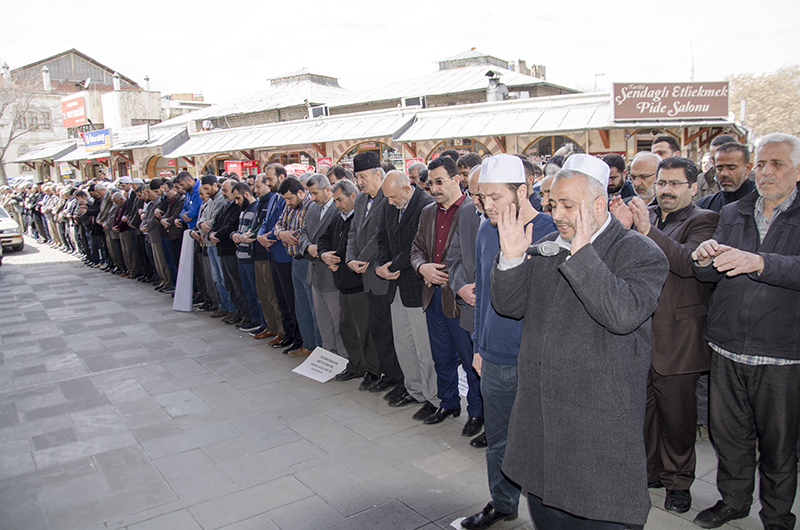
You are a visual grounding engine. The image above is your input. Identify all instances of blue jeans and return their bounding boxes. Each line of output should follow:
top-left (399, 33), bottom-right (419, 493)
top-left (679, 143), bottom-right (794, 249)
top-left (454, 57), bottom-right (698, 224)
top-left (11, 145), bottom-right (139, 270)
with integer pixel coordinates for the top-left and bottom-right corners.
top-left (426, 287), bottom-right (482, 416)
top-left (481, 359), bottom-right (522, 514)
top-left (207, 246), bottom-right (234, 313)
top-left (238, 261), bottom-right (264, 327)
top-left (290, 258), bottom-right (320, 350)
top-left (161, 236), bottom-right (178, 287)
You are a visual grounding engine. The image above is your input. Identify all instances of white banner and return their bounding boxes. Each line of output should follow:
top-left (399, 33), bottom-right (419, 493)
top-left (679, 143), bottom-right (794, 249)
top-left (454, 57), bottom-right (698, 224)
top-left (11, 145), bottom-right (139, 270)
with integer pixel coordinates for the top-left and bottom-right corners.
top-left (172, 231), bottom-right (195, 312)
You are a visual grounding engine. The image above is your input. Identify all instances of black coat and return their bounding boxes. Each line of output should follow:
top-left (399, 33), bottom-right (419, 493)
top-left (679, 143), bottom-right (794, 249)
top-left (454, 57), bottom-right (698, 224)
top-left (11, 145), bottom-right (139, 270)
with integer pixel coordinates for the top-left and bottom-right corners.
top-left (212, 202), bottom-right (242, 256)
top-left (377, 185), bottom-right (434, 307)
top-left (318, 212), bottom-right (362, 295)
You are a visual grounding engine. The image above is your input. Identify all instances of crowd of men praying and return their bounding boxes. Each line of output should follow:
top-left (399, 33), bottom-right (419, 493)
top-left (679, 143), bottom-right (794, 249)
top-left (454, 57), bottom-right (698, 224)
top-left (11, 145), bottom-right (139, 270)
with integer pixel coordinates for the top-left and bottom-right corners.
top-left (2, 131), bottom-right (799, 530)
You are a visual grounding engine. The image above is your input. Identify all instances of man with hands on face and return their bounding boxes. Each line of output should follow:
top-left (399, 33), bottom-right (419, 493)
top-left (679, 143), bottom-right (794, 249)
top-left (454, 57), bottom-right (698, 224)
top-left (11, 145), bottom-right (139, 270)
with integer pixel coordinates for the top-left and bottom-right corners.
top-left (491, 154), bottom-right (668, 529)
top-left (610, 157), bottom-right (719, 515)
top-left (690, 133), bottom-right (800, 530)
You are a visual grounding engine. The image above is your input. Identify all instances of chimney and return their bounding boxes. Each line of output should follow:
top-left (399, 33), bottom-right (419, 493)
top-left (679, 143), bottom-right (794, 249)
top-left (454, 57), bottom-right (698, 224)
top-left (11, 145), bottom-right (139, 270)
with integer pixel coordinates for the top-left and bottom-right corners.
top-left (42, 65), bottom-right (51, 91)
top-left (2, 62), bottom-right (9, 84)
top-left (144, 75), bottom-right (150, 91)
top-left (112, 72), bottom-right (121, 91)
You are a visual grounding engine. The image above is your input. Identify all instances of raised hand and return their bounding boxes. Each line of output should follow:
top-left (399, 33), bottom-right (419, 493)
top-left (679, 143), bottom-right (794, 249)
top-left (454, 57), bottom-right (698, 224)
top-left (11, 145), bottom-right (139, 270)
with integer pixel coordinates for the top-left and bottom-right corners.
top-left (570, 201), bottom-right (592, 255)
top-left (609, 196), bottom-right (633, 229)
top-left (498, 202), bottom-right (532, 260)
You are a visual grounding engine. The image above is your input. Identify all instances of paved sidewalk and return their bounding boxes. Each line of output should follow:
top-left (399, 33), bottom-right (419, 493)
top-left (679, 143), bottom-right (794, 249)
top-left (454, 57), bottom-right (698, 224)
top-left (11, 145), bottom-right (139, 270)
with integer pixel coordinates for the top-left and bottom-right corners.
top-left (0, 237), bottom-right (795, 529)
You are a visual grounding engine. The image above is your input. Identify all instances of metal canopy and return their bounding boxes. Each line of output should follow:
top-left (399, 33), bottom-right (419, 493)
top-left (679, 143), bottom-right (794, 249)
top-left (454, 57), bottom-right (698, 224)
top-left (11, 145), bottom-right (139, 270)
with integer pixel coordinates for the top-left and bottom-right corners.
top-left (166, 109), bottom-right (416, 159)
top-left (11, 140), bottom-right (77, 164)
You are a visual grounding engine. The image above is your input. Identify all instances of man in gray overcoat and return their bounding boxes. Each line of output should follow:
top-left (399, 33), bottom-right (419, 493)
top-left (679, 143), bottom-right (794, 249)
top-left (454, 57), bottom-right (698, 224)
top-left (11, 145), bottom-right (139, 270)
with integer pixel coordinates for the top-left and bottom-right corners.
top-left (491, 154), bottom-right (669, 529)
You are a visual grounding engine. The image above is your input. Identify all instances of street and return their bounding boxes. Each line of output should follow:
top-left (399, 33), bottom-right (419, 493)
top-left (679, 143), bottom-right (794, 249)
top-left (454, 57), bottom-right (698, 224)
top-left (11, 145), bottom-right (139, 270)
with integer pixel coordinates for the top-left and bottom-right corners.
top-left (0, 236), bottom-right (791, 530)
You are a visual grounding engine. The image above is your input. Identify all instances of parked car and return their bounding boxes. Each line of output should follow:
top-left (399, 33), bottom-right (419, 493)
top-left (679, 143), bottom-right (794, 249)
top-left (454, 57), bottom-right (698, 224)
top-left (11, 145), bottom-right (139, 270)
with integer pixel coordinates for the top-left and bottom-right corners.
top-left (0, 205), bottom-right (24, 251)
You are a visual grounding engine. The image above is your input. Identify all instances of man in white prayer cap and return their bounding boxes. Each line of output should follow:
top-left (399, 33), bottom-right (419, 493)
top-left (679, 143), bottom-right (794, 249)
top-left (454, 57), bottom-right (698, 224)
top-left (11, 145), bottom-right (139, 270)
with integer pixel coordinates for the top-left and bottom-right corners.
top-left (460, 154), bottom-right (556, 529)
top-left (490, 154), bottom-right (669, 529)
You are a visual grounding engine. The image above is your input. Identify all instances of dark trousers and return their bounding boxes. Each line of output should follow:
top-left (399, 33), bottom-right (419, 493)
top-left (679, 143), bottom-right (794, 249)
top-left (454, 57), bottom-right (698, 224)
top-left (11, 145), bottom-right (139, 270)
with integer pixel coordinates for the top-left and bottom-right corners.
top-left (339, 291), bottom-right (379, 377)
top-left (238, 261), bottom-right (263, 327)
top-left (425, 287), bottom-right (482, 416)
top-left (269, 257), bottom-right (300, 346)
top-left (481, 359), bottom-right (521, 515)
top-left (528, 494), bottom-right (624, 530)
top-left (219, 254), bottom-right (249, 320)
top-left (161, 236), bottom-right (178, 286)
top-left (645, 368), bottom-right (700, 490)
top-left (366, 290), bottom-right (403, 383)
top-left (710, 353), bottom-right (800, 529)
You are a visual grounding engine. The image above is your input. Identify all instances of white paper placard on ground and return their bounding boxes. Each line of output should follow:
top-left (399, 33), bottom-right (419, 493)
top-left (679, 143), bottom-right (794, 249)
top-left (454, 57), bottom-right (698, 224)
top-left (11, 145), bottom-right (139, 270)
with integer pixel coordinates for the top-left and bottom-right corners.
top-left (292, 347), bottom-right (348, 383)
top-left (172, 230), bottom-right (195, 312)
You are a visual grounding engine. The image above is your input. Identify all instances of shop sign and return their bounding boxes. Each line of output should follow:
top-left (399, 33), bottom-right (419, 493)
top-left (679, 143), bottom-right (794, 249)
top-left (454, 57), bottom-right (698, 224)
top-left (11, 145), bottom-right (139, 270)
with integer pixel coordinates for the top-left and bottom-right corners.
top-left (404, 158), bottom-right (424, 171)
top-left (117, 124), bottom-right (150, 145)
top-left (62, 95), bottom-right (86, 128)
top-left (159, 170), bottom-right (173, 178)
top-left (225, 161), bottom-right (243, 177)
top-left (59, 162), bottom-right (72, 176)
top-left (85, 128), bottom-right (111, 152)
top-left (242, 160), bottom-right (259, 169)
top-left (359, 142), bottom-right (378, 150)
top-left (317, 157), bottom-right (333, 168)
top-left (168, 159), bottom-right (176, 166)
top-left (612, 82), bottom-right (729, 121)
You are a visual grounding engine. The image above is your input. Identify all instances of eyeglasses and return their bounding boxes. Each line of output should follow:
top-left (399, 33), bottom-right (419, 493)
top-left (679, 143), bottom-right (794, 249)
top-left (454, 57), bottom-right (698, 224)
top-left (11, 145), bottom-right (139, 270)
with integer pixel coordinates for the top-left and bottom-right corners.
top-left (430, 175), bottom-right (455, 187)
top-left (655, 180), bottom-right (691, 189)
top-left (630, 172), bottom-right (656, 182)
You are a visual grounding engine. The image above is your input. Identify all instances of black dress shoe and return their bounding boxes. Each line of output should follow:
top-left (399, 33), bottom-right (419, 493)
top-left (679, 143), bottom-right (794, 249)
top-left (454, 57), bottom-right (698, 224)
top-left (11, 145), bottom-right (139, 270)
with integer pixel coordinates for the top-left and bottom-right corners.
top-left (383, 384), bottom-right (406, 402)
top-left (664, 489), bottom-right (691, 513)
top-left (334, 369), bottom-right (364, 381)
top-left (412, 401), bottom-right (437, 421)
top-left (423, 406), bottom-right (460, 425)
top-left (461, 502), bottom-right (517, 530)
top-left (462, 416), bottom-right (484, 437)
top-left (469, 432), bottom-right (487, 448)
top-left (270, 337), bottom-right (293, 349)
top-left (388, 391), bottom-right (417, 408)
top-left (693, 500), bottom-right (749, 529)
top-left (368, 376), bottom-right (396, 393)
top-left (358, 373), bottom-right (379, 391)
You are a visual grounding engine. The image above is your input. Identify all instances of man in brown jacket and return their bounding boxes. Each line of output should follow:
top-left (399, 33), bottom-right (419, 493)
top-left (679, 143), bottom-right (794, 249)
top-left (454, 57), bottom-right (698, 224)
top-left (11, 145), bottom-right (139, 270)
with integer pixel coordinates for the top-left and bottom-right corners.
top-left (611, 156), bottom-right (719, 514)
top-left (410, 156), bottom-right (483, 428)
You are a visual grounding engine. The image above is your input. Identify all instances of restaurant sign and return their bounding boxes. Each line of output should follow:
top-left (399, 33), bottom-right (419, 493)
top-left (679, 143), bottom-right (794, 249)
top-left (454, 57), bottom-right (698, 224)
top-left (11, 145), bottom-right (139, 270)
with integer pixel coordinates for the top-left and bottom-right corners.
top-left (612, 82), bottom-right (729, 121)
top-left (84, 128), bottom-right (111, 152)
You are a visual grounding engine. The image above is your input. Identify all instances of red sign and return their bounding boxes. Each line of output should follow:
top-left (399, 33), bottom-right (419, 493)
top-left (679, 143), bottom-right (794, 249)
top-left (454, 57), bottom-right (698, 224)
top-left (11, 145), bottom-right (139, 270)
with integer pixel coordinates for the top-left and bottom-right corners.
top-left (62, 96), bottom-right (86, 128)
top-left (242, 160), bottom-right (259, 169)
top-left (167, 159), bottom-right (176, 167)
top-left (612, 82), bottom-right (729, 121)
top-left (359, 142), bottom-right (378, 150)
top-left (159, 170), bottom-right (173, 178)
top-left (404, 158), bottom-right (424, 171)
top-left (225, 161), bottom-right (243, 177)
top-left (317, 157), bottom-right (333, 168)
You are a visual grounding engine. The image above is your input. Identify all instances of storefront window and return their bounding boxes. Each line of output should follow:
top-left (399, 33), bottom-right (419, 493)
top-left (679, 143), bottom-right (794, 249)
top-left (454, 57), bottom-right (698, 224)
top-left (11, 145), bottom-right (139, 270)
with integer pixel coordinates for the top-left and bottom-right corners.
top-left (524, 136), bottom-right (584, 164)
top-left (428, 138), bottom-right (490, 162)
top-left (338, 142), bottom-right (400, 170)
top-left (269, 151), bottom-right (317, 168)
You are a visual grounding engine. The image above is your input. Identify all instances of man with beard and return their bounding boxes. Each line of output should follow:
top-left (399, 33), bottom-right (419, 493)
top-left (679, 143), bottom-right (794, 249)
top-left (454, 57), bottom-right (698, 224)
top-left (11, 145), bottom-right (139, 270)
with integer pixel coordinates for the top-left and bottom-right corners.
top-left (602, 154), bottom-right (635, 200)
top-left (652, 136), bottom-right (682, 160)
top-left (630, 152), bottom-right (661, 204)
top-left (537, 175), bottom-right (554, 214)
top-left (230, 182), bottom-right (265, 334)
top-left (491, 154), bottom-right (668, 529)
top-left (461, 155), bottom-right (556, 530)
top-left (697, 135), bottom-right (736, 199)
top-left (697, 142), bottom-right (756, 213)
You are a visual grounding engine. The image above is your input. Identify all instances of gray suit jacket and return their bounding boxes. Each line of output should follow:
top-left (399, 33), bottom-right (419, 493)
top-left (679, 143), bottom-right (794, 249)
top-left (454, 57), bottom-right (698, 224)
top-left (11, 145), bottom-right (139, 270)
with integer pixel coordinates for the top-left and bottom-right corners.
top-left (447, 201), bottom-right (481, 333)
top-left (299, 200), bottom-right (339, 292)
top-left (346, 190), bottom-right (389, 295)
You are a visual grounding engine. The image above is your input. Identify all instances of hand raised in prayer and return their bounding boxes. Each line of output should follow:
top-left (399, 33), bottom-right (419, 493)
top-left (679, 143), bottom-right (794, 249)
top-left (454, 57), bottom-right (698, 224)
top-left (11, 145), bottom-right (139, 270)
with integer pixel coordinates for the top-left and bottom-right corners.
top-left (570, 201), bottom-right (592, 256)
top-left (628, 197), bottom-right (651, 236)
top-left (497, 202), bottom-right (532, 260)
top-left (608, 196), bottom-right (633, 229)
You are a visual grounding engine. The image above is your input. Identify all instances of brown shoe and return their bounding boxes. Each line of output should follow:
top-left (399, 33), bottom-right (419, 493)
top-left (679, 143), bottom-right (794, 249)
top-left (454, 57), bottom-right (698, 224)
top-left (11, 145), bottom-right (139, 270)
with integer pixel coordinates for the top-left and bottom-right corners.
top-left (210, 309), bottom-right (228, 318)
top-left (288, 346), bottom-right (312, 357)
top-left (253, 330), bottom-right (278, 340)
top-left (268, 335), bottom-right (284, 346)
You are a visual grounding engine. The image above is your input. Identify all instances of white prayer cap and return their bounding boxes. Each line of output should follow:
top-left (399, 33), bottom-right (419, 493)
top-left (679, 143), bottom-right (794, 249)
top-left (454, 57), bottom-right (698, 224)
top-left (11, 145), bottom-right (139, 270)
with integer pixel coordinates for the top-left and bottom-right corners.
top-left (132, 177), bottom-right (144, 184)
top-left (562, 154), bottom-right (609, 189)
top-left (479, 154), bottom-right (526, 184)
top-left (118, 176), bottom-right (132, 184)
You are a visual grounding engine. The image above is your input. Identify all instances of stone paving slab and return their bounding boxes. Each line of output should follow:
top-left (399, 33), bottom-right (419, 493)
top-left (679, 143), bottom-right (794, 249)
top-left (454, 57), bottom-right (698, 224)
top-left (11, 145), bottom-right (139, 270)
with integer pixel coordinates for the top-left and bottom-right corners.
top-left (1, 237), bottom-right (797, 530)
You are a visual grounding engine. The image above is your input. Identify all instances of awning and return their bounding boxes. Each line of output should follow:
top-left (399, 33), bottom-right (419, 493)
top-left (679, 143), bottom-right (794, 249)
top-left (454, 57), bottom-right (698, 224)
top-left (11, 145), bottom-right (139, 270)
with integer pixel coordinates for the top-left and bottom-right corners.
top-left (55, 145), bottom-right (111, 163)
top-left (111, 126), bottom-right (189, 155)
top-left (11, 139), bottom-right (77, 164)
top-left (166, 108), bottom-right (416, 159)
top-left (392, 93), bottom-right (745, 142)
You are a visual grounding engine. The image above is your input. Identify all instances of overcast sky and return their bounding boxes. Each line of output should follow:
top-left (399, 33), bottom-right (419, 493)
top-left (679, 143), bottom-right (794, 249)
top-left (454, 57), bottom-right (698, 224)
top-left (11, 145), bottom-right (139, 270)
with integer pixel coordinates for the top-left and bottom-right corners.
top-left (2, 0), bottom-right (798, 107)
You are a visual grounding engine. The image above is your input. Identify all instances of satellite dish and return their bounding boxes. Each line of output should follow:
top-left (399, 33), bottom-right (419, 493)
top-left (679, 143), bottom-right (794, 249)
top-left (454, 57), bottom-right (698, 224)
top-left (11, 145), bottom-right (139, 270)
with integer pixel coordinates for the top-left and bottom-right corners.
top-left (84, 78), bottom-right (91, 89)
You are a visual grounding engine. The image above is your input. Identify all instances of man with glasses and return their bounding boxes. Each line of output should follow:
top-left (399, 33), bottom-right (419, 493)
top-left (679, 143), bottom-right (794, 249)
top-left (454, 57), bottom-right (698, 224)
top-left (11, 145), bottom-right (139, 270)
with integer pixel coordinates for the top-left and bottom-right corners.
top-left (630, 152), bottom-right (661, 204)
top-left (411, 156), bottom-right (483, 427)
top-left (610, 157), bottom-right (719, 515)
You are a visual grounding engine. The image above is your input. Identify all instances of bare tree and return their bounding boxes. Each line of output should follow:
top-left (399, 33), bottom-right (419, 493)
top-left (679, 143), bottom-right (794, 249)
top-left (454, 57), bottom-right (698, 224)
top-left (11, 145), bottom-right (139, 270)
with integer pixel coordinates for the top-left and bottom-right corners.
top-left (728, 66), bottom-right (800, 140)
top-left (0, 70), bottom-right (54, 186)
